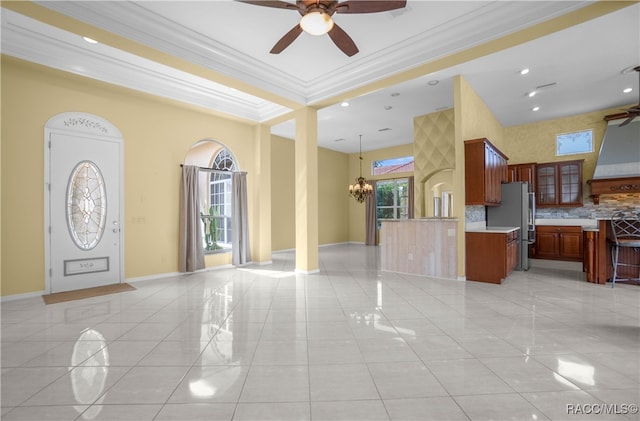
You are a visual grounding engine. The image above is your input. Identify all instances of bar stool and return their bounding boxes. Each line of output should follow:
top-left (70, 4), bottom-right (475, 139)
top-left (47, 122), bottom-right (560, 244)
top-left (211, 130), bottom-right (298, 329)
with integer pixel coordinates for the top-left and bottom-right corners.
top-left (610, 211), bottom-right (640, 287)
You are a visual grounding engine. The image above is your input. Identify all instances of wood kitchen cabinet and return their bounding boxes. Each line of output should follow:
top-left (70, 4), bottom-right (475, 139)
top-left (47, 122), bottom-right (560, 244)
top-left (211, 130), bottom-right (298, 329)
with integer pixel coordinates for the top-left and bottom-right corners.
top-left (508, 162), bottom-right (536, 192)
top-left (536, 160), bottom-right (583, 207)
top-left (532, 225), bottom-right (583, 261)
top-left (466, 229), bottom-right (519, 284)
top-left (464, 138), bottom-right (508, 206)
top-left (583, 229), bottom-right (598, 283)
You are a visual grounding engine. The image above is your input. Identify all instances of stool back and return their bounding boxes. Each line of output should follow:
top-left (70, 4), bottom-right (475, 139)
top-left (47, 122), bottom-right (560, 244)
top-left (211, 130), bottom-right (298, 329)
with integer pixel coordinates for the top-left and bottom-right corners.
top-left (611, 211), bottom-right (640, 244)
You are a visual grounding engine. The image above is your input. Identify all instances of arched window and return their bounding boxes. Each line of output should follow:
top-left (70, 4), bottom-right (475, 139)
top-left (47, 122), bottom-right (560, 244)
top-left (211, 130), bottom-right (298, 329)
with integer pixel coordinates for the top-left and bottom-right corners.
top-left (184, 140), bottom-right (239, 253)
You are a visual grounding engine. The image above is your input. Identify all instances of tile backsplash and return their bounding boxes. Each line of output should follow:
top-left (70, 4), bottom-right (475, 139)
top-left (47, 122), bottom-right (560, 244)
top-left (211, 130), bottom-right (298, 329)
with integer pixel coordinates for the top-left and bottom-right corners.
top-left (536, 194), bottom-right (640, 219)
top-left (464, 194), bottom-right (638, 226)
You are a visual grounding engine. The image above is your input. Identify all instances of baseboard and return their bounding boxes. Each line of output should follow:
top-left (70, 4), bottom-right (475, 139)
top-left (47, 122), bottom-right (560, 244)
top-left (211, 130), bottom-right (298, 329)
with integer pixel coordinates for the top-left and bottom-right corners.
top-left (294, 268), bottom-right (321, 275)
top-left (1, 290), bottom-right (47, 303)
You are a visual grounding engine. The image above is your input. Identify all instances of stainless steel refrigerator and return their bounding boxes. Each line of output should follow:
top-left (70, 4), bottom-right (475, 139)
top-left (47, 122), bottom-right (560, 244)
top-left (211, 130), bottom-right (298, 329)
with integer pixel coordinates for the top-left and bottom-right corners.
top-left (486, 182), bottom-right (536, 270)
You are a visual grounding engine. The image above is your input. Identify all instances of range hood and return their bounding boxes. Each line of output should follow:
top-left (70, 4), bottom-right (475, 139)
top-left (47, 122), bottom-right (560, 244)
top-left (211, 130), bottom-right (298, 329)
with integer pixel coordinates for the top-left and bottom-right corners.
top-left (587, 118), bottom-right (640, 204)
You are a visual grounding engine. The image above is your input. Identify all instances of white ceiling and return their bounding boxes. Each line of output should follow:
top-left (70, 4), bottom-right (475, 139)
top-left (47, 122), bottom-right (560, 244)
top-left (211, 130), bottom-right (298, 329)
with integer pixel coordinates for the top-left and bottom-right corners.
top-left (2, 1), bottom-right (639, 153)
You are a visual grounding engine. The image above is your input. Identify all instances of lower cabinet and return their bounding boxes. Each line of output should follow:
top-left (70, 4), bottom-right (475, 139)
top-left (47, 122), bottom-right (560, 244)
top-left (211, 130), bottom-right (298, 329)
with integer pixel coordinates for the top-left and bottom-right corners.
top-left (532, 225), bottom-right (583, 261)
top-left (466, 229), bottom-right (519, 284)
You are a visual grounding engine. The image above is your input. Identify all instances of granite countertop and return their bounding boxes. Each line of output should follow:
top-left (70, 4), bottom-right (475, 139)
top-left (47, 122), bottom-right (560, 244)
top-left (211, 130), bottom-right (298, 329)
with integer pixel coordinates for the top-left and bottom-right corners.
top-left (466, 226), bottom-right (519, 233)
top-left (382, 218), bottom-right (459, 222)
top-left (535, 218), bottom-right (598, 228)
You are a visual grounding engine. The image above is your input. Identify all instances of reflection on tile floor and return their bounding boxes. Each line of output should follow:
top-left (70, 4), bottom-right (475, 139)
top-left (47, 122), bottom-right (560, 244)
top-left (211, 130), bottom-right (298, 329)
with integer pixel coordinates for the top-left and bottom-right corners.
top-left (2, 244), bottom-right (639, 420)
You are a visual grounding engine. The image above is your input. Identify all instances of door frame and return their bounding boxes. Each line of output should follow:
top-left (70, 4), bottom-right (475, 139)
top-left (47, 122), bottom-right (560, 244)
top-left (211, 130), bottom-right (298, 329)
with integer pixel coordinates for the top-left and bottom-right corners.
top-left (44, 112), bottom-right (125, 293)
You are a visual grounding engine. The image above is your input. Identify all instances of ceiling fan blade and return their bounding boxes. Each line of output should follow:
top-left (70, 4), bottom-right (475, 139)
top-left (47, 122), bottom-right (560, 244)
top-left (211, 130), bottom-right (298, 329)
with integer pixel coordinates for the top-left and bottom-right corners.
top-left (336, 0), bottom-right (406, 14)
top-left (619, 115), bottom-right (636, 127)
top-left (327, 22), bottom-right (359, 56)
top-left (236, 0), bottom-right (299, 10)
top-left (270, 24), bottom-right (303, 54)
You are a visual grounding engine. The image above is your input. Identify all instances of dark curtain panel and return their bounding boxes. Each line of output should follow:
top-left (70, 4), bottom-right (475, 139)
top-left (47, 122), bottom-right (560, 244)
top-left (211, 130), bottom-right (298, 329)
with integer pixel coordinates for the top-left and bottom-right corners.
top-left (179, 165), bottom-right (205, 272)
top-left (365, 180), bottom-right (378, 245)
top-left (232, 171), bottom-right (252, 265)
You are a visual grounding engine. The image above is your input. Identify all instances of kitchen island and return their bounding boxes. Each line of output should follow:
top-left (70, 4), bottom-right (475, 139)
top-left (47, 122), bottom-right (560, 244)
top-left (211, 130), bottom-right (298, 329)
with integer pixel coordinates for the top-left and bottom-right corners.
top-left (380, 218), bottom-right (457, 280)
top-left (531, 218), bottom-right (639, 285)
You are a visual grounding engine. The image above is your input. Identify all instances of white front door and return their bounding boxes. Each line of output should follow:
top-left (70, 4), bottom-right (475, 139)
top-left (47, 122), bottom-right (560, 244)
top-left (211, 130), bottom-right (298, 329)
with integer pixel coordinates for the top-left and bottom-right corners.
top-left (46, 113), bottom-right (123, 293)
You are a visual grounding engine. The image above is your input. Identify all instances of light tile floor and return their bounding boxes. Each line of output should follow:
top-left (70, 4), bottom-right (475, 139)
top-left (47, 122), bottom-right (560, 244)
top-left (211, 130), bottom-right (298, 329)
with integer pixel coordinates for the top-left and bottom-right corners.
top-left (1, 244), bottom-right (639, 420)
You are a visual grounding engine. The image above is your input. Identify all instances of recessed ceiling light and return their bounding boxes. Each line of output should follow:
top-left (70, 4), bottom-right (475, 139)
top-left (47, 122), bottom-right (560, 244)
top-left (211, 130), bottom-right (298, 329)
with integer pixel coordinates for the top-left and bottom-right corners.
top-left (334, 138), bottom-right (345, 142)
top-left (528, 91), bottom-right (536, 98)
top-left (384, 105), bottom-right (392, 110)
top-left (341, 102), bottom-right (349, 107)
top-left (428, 80), bottom-right (439, 86)
top-left (83, 36), bottom-right (98, 44)
top-left (532, 106), bottom-right (540, 112)
top-left (520, 68), bottom-right (530, 75)
top-left (623, 88), bottom-right (633, 94)
top-left (391, 92), bottom-right (400, 97)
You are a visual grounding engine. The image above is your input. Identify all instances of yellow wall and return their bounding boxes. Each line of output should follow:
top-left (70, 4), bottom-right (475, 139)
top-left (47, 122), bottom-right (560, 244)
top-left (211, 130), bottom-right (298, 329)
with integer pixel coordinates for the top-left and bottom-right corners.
top-left (348, 143), bottom-right (414, 243)
top-left (270, 135), bottom-right (350, 251)
top-left (1, 56), bottom-right (259, 296)
top-left (504, 107), bottom-right (625, 202)
top-left (454, 75), bottom-right (506, 277)
top-left (318, 146), bottom-right (350, 245)
top-left (270, 136), bottom-right (296, 251)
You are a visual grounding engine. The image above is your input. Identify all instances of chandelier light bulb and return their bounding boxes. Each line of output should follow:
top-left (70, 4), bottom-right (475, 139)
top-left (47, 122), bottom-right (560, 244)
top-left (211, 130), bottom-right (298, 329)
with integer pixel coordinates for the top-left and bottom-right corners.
top-left (348, 135), bottom-right (374, 203)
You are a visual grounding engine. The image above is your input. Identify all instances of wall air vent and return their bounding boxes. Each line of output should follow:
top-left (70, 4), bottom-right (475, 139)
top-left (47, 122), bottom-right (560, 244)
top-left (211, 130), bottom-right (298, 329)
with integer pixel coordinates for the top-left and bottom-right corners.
top-left (536, 82), bottom-right (557, 90)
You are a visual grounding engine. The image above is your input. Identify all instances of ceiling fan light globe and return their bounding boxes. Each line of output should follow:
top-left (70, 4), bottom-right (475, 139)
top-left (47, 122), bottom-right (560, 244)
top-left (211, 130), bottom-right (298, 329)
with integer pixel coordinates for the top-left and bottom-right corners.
top-left (300, 12), bottom-right (334, 36)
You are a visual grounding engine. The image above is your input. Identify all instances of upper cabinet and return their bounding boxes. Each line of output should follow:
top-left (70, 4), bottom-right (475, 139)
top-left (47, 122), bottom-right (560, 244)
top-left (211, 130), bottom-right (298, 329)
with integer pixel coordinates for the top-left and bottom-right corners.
top-left (465, 138), bottom-right (508, 206)
top-left (536, 159), bottom-right (583, 207)
top-left (508, 163), bottom-right (536, 193)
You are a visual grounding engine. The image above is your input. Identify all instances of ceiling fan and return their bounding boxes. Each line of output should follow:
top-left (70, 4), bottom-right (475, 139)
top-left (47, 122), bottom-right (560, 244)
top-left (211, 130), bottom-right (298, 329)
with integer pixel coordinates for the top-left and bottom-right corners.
top-left (615, 65), bottom-right (640, 127)
top-left (236, 0), bottom-right (407, 57)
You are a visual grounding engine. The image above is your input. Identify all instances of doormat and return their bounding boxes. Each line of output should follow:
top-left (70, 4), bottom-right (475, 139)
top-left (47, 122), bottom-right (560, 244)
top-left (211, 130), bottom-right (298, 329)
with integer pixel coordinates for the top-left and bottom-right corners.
top-left (42, 283), bottom-right (136, 305)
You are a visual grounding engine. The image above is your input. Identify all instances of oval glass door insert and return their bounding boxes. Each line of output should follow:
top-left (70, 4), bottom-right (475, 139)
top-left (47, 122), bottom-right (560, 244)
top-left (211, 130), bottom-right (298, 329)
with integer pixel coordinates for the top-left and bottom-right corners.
top-left (66, 161), bottom-right (107, 250)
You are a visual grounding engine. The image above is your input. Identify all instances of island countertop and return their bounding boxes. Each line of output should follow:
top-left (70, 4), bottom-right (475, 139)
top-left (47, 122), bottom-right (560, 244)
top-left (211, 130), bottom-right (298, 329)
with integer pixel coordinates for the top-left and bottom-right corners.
top-left (465, 226), bottom-right (519, 234)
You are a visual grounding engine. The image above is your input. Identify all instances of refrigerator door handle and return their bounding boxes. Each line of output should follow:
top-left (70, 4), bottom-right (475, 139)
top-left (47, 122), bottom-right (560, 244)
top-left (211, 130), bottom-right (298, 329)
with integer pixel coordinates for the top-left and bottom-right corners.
top-left (528, 192), bottom-right (536, 228)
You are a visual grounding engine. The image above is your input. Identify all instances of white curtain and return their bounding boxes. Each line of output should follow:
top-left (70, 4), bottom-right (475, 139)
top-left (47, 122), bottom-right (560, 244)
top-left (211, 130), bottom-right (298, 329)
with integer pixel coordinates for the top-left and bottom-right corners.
top-left (232, 171), bottom-right (251, 265)
top-left (179, 165), bottom-right (205, 272)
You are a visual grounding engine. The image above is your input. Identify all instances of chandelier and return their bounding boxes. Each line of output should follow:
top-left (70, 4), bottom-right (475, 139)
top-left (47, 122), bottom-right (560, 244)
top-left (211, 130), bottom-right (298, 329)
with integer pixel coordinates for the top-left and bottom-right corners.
top-left (348, 135), bottom-right (373, 203)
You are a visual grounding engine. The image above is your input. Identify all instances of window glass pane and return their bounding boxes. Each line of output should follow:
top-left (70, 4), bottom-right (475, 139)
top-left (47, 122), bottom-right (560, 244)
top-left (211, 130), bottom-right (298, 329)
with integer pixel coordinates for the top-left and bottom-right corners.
top-left (556, 130), bottom-right (592, 156)
top-left (202, 148), bottom-right (237, 252)
top-left (376, 178), bottom-right (409, 221)
top-left (372, 156), bottom-right (414, 175)
top-left (376, 181), bottom-right (395, 206)
top-left (377, 208), bottom-right (394, 219)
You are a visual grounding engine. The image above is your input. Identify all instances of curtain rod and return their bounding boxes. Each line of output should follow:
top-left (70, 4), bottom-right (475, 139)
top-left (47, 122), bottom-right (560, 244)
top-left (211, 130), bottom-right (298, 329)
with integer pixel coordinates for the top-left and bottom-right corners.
top-left (179, 164), bottom-right (246, 175)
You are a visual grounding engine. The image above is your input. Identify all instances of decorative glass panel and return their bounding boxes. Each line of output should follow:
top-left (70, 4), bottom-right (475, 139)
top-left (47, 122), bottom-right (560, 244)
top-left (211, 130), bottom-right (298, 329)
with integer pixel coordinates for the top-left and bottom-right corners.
top-left (66, 161), bottom-right (107, 250)
top-left (556, 129), bottom-right (593, 156)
